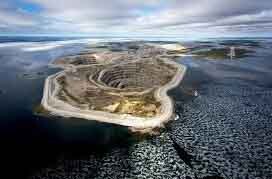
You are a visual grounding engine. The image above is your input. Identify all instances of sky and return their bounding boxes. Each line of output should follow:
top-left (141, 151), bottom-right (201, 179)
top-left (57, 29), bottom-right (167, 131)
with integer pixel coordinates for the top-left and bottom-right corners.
top-left (0, 0), bottom-right (272, 37)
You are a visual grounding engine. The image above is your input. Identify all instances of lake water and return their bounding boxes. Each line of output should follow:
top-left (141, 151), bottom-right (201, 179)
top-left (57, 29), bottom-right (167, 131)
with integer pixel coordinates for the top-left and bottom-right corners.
top-left (0, 37), bottom-right (135, 178)
top-left (0, 36), bottom-right (271, 178)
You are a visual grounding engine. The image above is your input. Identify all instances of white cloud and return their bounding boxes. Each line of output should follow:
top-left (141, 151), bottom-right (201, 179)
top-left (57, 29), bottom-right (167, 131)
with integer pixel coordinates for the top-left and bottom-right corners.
top-left (1, 0), bottom-right (272, 36)
top-left (0, 8), bottom-right (37, 27)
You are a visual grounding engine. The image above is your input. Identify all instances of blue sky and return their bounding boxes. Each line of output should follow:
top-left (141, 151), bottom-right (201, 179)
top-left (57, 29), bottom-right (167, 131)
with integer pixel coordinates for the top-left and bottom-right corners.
top-left (17, 1), bottom-right (42, 13)
top-left (1, 0), bottom-right (272, 37)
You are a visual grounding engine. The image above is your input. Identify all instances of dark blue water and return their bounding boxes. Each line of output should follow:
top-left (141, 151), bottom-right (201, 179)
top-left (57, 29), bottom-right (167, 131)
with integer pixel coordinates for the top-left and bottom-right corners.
top-left (169, 39), bottom-right (272, 178)
top-left (0, 37), bottom-right (132, 178)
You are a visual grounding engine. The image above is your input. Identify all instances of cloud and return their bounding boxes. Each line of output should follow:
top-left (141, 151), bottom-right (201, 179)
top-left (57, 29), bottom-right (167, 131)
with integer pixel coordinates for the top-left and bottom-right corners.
top-left (1, 0), bottom-right (272, 36)
top-left (136, 1), bottom-right (272, 28)
top-left (0, 3), bottom-right (38, 27)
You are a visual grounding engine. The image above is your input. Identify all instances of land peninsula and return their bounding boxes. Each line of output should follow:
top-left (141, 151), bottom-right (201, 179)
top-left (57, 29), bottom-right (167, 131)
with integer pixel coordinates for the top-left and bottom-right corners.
top-left (41, 42), bottom-right (187, 132)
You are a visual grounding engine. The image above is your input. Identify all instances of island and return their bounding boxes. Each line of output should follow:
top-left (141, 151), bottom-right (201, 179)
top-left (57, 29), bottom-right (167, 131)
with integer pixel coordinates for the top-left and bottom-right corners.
top-left (41, 42), bottom-right (187, 133)
top-left (193, 47), bottom-right (254, 60)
